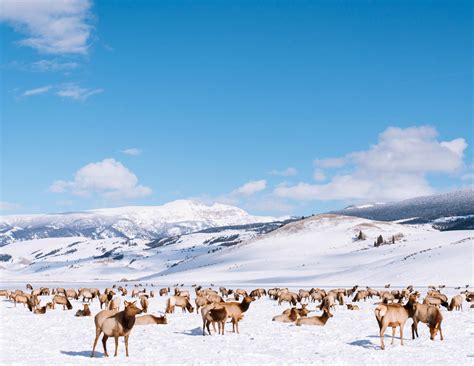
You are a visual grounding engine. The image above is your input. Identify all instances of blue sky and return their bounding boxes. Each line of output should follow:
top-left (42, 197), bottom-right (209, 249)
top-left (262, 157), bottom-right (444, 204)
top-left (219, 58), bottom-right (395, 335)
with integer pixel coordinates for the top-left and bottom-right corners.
top-left (1, 0), bottom-right (472, 216)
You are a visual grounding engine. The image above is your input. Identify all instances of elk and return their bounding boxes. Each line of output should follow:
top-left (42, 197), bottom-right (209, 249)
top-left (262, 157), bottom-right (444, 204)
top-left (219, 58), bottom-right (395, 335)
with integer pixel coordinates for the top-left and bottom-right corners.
top-left (140, 295), bottom-right (149, 313)
top-left (135, 314), bottom-right (168, 325)
top-left (296, 307), bottom-right (333, 326)
top-left (13, 294), bottom-right (29, 307)
top-left (220, 296), bottom-right (255, 334)
top-left (26, 283), bottom-right (33, 290)
top-left (195, 296), bottom-right (211, 313)
top-left (34, 306), bottom-right (47, 314)
top-left (273, 308), bottom-right (300, 323)
top-left (66, 289), bottom-right (79, 300)
top-left (423, 296), bottom-right (449, 309)
top-left (374, 295), bottom-right (416, 350)
top-left (166, 296), bottom-right (194, 313)
top-left (278, 291), bottom-right (298, 306)
top-left (52, 294), bottom-right (73, 310)
top-left (347, 304), bottom-right (359, 310)
top-left (282, 304), bottom-right (309, 317)
top-left (108, 297), bottom-right (121, 312)
top-left (0, 290), bottom-right (10, 298)
top-left (203, 306), bottom-right (228, 335)
top-left (99, 293), bottom-right (114, 309)
top-left (448, 295), bottom-right (463, 311)
top-left (91, 301), bottom-right (142, 358)
top-left (159, 288), bottom-right (169, 296)
top-left (411, 303), bottom-right (443, 341)
top-left (79, 289), bottom-right (94, 303)
top-left (76, 304), bottom-right (92, 317)
top-left (352, 290), bottom-right (368, 302)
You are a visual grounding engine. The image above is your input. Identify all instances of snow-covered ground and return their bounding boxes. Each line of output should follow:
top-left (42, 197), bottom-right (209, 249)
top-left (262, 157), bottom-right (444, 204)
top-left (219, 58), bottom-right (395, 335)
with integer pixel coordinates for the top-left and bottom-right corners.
top-left (0, 284), bottom-right (472, 365)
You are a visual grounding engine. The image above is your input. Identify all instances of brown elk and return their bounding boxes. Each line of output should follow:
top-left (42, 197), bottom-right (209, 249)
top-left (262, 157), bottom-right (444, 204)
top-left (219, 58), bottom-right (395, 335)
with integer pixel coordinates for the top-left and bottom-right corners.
top-left (91, 301), bottom-right (142, 358)
top-left (296, 307), bottom-right (333, 326)
top-left (347, 304), bottom-right (359, 310)
top-left (195, 296), bottom-right (211, 313)
top-left (52, 294), bottom-right (73, 310)
top-left (273, 308), bottom-right (300, 323)
top-left (282, 304), bottom-right (309, 317)
top-left (140, 295), bottom-right (149, 313)
top-left (34, 306), bottom-right (47, 314)
top-left (203, 306), bottom-right (228, 336)
top-left (411, 303), bottom-right (443, 341)
top-left (135, 314), bottom-right (167, 325)
top-left (99, 293), bottom-right (114, 309)
top-left (374, 295), bottom-right (416, 350)
top-left (159, 288), bottom-right (169, 296)
top-left (108, 297), bottom-right (121, 312)
top-left (220, 296), bottom-right (255, 334)
top-left (66, 289), bottom-right (79, 300)
top-left (449, 295), bottom-right (463, 311)
top-left (166, 296), bottom-right (194, 313)
top-left (76, 304), bottom-right (92, 317)
top-left (423, 296), bottom-right (449, 309)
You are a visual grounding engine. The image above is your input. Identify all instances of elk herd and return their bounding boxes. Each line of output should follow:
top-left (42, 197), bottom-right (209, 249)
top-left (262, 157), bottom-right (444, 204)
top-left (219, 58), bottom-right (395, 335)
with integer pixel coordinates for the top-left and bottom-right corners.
top-left (0, 283), bottom-right (472, 357)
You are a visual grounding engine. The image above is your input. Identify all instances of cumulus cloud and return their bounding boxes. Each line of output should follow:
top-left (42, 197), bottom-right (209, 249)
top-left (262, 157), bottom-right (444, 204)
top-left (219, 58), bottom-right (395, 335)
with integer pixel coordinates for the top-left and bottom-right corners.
top-left (269, 167), bottom-right (298, 176)
top-left (49, 158), bottom-right (152, 200)
top-left (231, 180), bottom-right (267, 197)
top-left (122, 148), bottom-right (142, 156)
top-left (275, 126), bottom-right (468, 202)
top-left (23, 85), bottom-right (51, 96)
top-left (0, 0), bottom-right (93, 55)
top-left (0, 201), bottom-right (22, 212)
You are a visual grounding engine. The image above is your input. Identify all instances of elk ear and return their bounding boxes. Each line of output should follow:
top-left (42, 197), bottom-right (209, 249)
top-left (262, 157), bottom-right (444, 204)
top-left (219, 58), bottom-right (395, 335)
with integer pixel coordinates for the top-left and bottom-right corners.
top-left (124, 301), bottom-right (129, 306)
top-left (132, 301), bottom-right (137, 305)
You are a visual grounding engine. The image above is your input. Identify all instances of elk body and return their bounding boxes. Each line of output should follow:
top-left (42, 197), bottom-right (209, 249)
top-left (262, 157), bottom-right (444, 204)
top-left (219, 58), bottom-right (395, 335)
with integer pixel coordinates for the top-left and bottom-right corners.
top-left (91, 301), bottom-right (142, 358)
top-left (220, 296), bottom-right (255, 334)
top-left (76, 304), bottom-right (92, 317)
top-left (135, 314), bottom-right (167, 325)
top-left (296, 307), bottom-right (333, 326)
top-left (411, 303), bottom-right (443, 341)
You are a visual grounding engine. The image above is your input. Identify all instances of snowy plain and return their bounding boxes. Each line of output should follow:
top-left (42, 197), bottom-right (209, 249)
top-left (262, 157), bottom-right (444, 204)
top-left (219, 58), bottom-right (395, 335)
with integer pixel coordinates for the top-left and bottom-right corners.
top-left (0, 284), bottom-right (473, 365)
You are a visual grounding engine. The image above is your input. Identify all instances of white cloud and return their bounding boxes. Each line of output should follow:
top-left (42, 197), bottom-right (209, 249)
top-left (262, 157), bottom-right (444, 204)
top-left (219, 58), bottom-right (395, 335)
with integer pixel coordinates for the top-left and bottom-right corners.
top-left (314, 157), bottom-right (346, 168)
top-left (0, 201), bottom-right (22, 211)
top-left (49, 158), bottom-right (152, 200)
top-left (269, 167), bottom-right (298, 176)
top-left (313, 169), bottom-right (326, 182)
top-left (0, 0), bottom-right (93, 55)
top-left (56, 83), bottom-right (103, 101)
top-left (30, 59), bottom-right (80, 72)
top-left (122, 148), bottom-right (142, 156)
top-left (23, 85), bottom-right (51, 96)
top-left (231, 180), bottom-right (267, 197)
top-left (275, 126), bottom-right (468, 202)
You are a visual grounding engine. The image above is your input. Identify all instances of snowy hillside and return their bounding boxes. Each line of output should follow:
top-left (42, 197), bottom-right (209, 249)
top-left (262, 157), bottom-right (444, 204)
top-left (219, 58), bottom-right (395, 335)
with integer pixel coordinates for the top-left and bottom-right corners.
top-left (143, 214), bottom-right (474, 286)
top-left (0, 221), bottom-right (290, 281)
top-left (2, 214), bottom-right (472, 286)
top-left (0, 200), bottom-right (283, 246)
top-left (331, 188), bottom-right (474, 230)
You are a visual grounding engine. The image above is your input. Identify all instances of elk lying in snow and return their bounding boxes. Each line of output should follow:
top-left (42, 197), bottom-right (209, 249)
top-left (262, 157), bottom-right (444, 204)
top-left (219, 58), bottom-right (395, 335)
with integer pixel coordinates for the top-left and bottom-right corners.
top-left (166, 296), bottom-right (194, 313)
top-left (76, 304), bottom-right (92, 317)
top-left (91, 301), bottom-right (142, 357)
top-left (296, 307), bottom-right (333, 326)
top-left (411, 303), bottom-right (443, 341)
top-left (52, 295), bottom-right (73, 310)
top-left (220, 296), bottom-right (255, 334)
top-left (34, 306), bottom-right (47, 314)
top-left (449, 295), bottom-right (463, 311)
top-left (347, 304), bottom-right (359, 310)
top-left (203, 306), bottom-right (228, 335)
top-left (135, 314), bottom-right (167, 325)
top-left (273, 308), bottom-right (300, 323)
top-left (374, 296), bottom-right (416, 350)
top-left (282, 304), bottom-right (309, 317)
top-left (140, 295), bottom-right (149, 313)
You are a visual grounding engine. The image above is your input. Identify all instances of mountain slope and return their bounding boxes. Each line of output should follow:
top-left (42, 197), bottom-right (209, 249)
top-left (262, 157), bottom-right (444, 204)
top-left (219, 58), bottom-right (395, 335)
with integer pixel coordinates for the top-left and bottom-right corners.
top-left (0, 200), bottom-right (283, 246)
top-left (330, 188), bottom-right (474, 229)
top-left (141, 214), bottom-right (473, 286)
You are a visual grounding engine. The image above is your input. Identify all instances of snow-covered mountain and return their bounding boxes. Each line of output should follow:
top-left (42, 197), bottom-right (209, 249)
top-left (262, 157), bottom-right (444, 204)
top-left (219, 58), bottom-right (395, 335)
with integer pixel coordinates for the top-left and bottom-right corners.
top-left (331, 188), bottom-right (474, 230)
top-left (0, 200), bottom-right (284, 246)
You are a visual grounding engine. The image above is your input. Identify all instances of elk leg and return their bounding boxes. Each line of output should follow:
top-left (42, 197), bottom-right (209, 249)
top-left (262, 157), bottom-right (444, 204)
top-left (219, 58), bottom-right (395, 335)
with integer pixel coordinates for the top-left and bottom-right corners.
top-left (206, 320), bottom-right (211, 335)
top-left (400, 325), bottom-right (404, 346)
top-left (114, 336), bottom-right (118, 357)
top-left (91, 329), bottom-right (101, 357)
top-left (391, 327), bottom-right (396, 345)
top-left (102, 335), bottom-right (109, 357)
top-left (221, 320), bottom-right (225, 335)
top-left (125, 335), bottom-right (129, 357)
top-left (439, 325), bottom-right (444, 341)
top-left (380, 324), bottom-right (387, 350)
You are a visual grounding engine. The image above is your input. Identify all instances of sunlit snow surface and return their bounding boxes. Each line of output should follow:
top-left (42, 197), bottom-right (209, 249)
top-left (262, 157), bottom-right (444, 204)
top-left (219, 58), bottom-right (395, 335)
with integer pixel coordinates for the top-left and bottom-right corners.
top-left (0, 284), bottom-right (473, 365)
